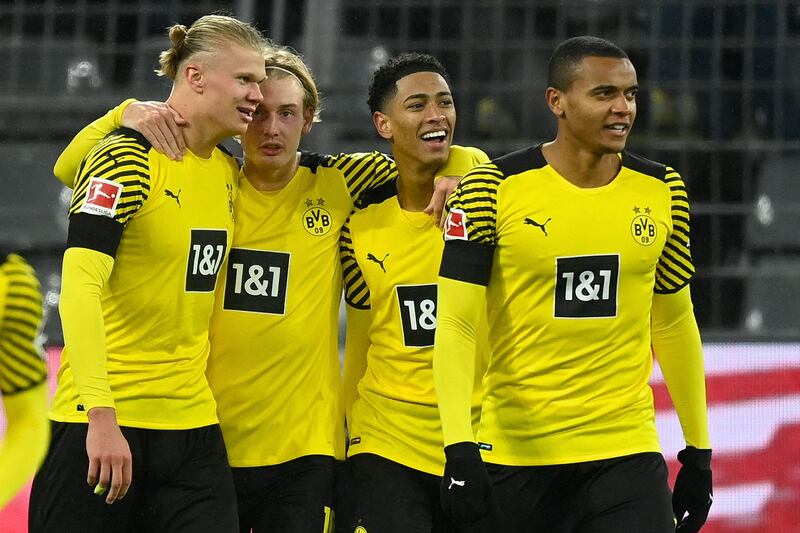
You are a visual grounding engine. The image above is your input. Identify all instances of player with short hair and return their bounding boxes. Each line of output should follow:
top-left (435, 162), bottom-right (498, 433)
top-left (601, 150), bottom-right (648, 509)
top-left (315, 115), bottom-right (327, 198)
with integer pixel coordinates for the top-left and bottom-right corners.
top-left (434, 36), bottom-right (713, 533)
top-left (339, 52), bottom-right (490, 533)
top-left (49, 45), bottom-right (473, 533)
top-left (0, 249), bottom-right (48, 509)
top-left (29, 15), bottom-right (267, 532)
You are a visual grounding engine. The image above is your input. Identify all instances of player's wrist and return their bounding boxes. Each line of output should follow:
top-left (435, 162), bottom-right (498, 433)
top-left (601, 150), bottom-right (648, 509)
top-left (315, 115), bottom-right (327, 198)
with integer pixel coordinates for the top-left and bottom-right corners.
top-left (444, 441), bottom-right (481, 461)
top-left (678, 446), bottom-right (712, 470)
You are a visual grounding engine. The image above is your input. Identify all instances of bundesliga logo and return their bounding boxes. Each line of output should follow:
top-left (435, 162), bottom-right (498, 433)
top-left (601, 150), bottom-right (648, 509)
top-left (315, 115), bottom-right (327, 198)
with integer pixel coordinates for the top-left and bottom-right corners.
top-left (80, 177), bottom-right (122, 218)
top-left (444, 208), bottom-right (468, 241)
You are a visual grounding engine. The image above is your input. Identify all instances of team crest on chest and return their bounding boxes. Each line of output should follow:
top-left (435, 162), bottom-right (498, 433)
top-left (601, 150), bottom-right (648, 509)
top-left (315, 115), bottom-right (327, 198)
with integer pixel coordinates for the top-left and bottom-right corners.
top-left (630, 206), bottom-right (656, 246)
top-left (227, 183), bottom-right (235, 221)
top-left (302, 197), bottom-right (332, 236)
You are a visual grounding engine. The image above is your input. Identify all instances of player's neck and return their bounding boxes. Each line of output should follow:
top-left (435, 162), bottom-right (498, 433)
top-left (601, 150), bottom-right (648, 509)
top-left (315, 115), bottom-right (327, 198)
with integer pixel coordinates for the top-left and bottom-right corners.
top-left (394, 156), bottom-right (435, 211)
top-left (166, 93), bottom-right (224, 159)
top-left (541, 139), bottom-right (621, 188)
top-left (243, 153), bottom-right (299, 192)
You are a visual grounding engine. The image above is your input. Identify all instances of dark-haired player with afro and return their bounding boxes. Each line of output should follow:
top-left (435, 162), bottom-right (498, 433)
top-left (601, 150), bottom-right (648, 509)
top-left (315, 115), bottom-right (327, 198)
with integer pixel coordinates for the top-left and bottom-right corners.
top-left (340, 52), bottom-right (490, 533)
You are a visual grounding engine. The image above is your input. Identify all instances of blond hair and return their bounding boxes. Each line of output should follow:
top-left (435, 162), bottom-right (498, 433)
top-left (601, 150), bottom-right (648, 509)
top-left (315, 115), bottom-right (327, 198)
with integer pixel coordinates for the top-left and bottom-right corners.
top-left (263, 45), bottom-right (322, 123)
top-left (157, 14), bottom-right (266, 80)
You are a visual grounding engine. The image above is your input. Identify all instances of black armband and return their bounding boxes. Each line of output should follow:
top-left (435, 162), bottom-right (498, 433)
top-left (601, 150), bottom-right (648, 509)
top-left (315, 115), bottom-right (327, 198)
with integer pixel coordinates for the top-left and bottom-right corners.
top-left (67, 213), bottom-right (124, 258)
top-left (439, 239), bottom-right (494, 286)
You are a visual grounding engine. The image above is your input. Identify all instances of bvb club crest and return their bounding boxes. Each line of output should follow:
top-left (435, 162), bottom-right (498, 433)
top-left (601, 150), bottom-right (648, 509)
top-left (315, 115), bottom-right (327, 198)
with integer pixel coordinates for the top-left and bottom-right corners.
top-left (630, 206), bottom-right (657, 246)
top-left (303, 198), bottom-right (332, 236)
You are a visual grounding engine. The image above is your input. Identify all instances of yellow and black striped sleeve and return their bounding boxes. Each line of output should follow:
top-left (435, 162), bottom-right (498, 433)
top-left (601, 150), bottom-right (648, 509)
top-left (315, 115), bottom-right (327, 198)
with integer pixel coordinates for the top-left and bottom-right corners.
top-left (67, 127), bottom-right (151, 257)
top-left (321, 152), bottom-right (399, 205)
top-left (654, 167), bottom-right (694, 293)
top-left (339, 218), bottom-right (370, 309)
top-left (0, 254), bottom-right (46, 396)
top-left (340, 216), bottom-right (370, 309)
top-left (439, 163), bottom-right (502, 286)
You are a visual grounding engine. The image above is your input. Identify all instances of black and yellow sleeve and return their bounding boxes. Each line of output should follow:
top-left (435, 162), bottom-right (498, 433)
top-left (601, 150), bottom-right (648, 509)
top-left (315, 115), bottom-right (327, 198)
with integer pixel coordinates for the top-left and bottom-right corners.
top-left (321, 151), bottom-right (399, 205)
top-left (655, 167), bottom-right (694, 293)
top-left (0, 254), bottom-right (49, 507)
top-left (67, 128), bottom-right (152, 257)
top-left (340, 217), bottom-right (370, 309)
top-left (0, 254), bottom-right (46, 395)
top-left (439, 164), bottom-right (501, 286)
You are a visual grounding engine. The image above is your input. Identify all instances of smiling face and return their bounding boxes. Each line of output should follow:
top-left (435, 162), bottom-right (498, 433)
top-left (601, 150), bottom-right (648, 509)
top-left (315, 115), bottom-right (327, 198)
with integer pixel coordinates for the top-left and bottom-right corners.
top-left (550, 55), bottom-right (638, 155)
top-left (373, 71), bottom-right (456, 171)
top-left (242, 75), bottom-right (313, 173)
top-left (197, 43), bottom-right (266, 139)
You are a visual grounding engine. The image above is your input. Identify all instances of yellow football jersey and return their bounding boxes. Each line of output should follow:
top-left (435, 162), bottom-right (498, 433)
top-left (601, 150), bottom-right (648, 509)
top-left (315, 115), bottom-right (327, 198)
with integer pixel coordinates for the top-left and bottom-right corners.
top-left (341, 179), bottom-right (489, 476)
top-left (50, 128), bottom-right (237, 429)
top-left (441, 145), bottom-right (694, 466)
top-left (0, 253), bottom-right (46, 395)
top-left (206, 151), bottom-right (398, 467)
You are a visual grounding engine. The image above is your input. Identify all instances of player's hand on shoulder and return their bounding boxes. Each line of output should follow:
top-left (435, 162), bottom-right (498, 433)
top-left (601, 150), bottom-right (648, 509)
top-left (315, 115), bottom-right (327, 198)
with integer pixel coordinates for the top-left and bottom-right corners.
top-left (86, 407), bottom-right (133, 505)
top-left (440, 441), bottom-right (493, 522)
top-left (673, 446), bottom-right (713, 533)
top-left (425, 175), bottom-right (461, 228)
top-left (121, 101), bottom-right (187, 161)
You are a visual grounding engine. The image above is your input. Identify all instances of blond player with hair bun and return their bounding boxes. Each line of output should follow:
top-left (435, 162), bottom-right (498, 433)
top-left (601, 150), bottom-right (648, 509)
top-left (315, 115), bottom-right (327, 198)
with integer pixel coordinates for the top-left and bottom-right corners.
top-left (29, 14), bottom-right (267, 533)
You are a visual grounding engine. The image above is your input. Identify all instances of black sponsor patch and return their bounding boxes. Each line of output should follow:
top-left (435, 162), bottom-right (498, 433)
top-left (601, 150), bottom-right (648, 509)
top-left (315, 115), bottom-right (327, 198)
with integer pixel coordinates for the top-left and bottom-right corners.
top-left (396, 284), bottom-right (438, 347)
top-left (186, 229), bottom-right (228, 292)
top-left (554, 254), bottom-right (619, 318)
top-left (223, 248), bottom-right (290, 314)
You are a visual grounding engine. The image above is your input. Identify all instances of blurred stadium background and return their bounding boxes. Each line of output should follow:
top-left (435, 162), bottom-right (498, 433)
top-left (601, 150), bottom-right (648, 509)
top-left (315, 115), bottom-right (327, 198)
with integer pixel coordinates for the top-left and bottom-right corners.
top-left (1, 1), bottom-right (798, 531)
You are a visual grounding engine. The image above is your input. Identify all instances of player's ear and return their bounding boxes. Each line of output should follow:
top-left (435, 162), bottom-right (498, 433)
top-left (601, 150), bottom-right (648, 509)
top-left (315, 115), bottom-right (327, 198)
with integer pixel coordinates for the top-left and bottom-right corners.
top-left (184, 63), bottom-right (205, 94)
top-left (545, 87), bottom-right (566, 119)
top-left (373, 111), bottom-right (392, 140)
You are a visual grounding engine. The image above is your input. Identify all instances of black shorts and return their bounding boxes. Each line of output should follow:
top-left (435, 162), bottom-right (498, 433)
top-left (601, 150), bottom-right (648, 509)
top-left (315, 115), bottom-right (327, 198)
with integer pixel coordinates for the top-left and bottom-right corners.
top-left (485, 452), bottom-right (674, 533)
top-left (345, 453), bottom-right (490, 533)
top-left (29, 421), bottom-right (238, 533)
top-left (232, 454), bottom-right (335, 533)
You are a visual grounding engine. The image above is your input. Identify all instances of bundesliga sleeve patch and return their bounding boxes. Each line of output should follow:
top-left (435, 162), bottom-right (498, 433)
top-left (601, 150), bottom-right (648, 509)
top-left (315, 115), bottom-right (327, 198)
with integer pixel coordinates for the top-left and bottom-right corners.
top-left (80, 177), bottom-right (123, 218)
top-left (444, 208), bottom-right (469, 241)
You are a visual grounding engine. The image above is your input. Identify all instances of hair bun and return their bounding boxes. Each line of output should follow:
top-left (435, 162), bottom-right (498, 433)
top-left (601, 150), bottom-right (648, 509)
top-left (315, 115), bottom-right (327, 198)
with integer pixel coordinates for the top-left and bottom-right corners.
top-left (169, 24), bottom-right (189, 51)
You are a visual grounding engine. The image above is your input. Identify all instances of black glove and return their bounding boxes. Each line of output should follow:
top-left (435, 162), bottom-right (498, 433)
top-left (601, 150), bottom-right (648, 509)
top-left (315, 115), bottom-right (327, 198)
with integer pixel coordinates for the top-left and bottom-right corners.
top-left (673, 446), bottom-right (713, 533)
top-left (440, 442), bottom-right (493, 522)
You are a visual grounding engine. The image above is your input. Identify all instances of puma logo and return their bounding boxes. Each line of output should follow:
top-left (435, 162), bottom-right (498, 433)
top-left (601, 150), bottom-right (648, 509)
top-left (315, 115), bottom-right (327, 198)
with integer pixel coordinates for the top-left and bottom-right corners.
top-left (165, 188), bottom-right (181, 208)
top-left (524, 217), bottom-right (551, 236)
top-left (448, 477), bottom-right (466, 490)
top-left (366, 252), bottom-right (389, 273)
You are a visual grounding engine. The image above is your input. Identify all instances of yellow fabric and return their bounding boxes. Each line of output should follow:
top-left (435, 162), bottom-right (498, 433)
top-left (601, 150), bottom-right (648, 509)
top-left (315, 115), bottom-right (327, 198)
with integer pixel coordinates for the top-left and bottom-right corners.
top-left (206, 151), bottom-right (397, 467)
top-left (53, 98), bottom-right (136, 187)
top-left (58, 248), bottom-right (115, 411)
top-left (343, 305), bottom-right (371, 414)
top-left (0, 383), bottom-right (49, 507)
top-left (51, 129), bottom-right (237, 429)
top-left (435, 145), bottom-right (489, 178)
top-left (0, 254), bottom-right (48, 508)
top-left (433, 277), bottom-right (486, 446)
top-left (340, 188), bottom-right (488, 476)
top-left (651, 287), bottom-right (710, 449)
top-left (441, 146), bottom-right (696, 466)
